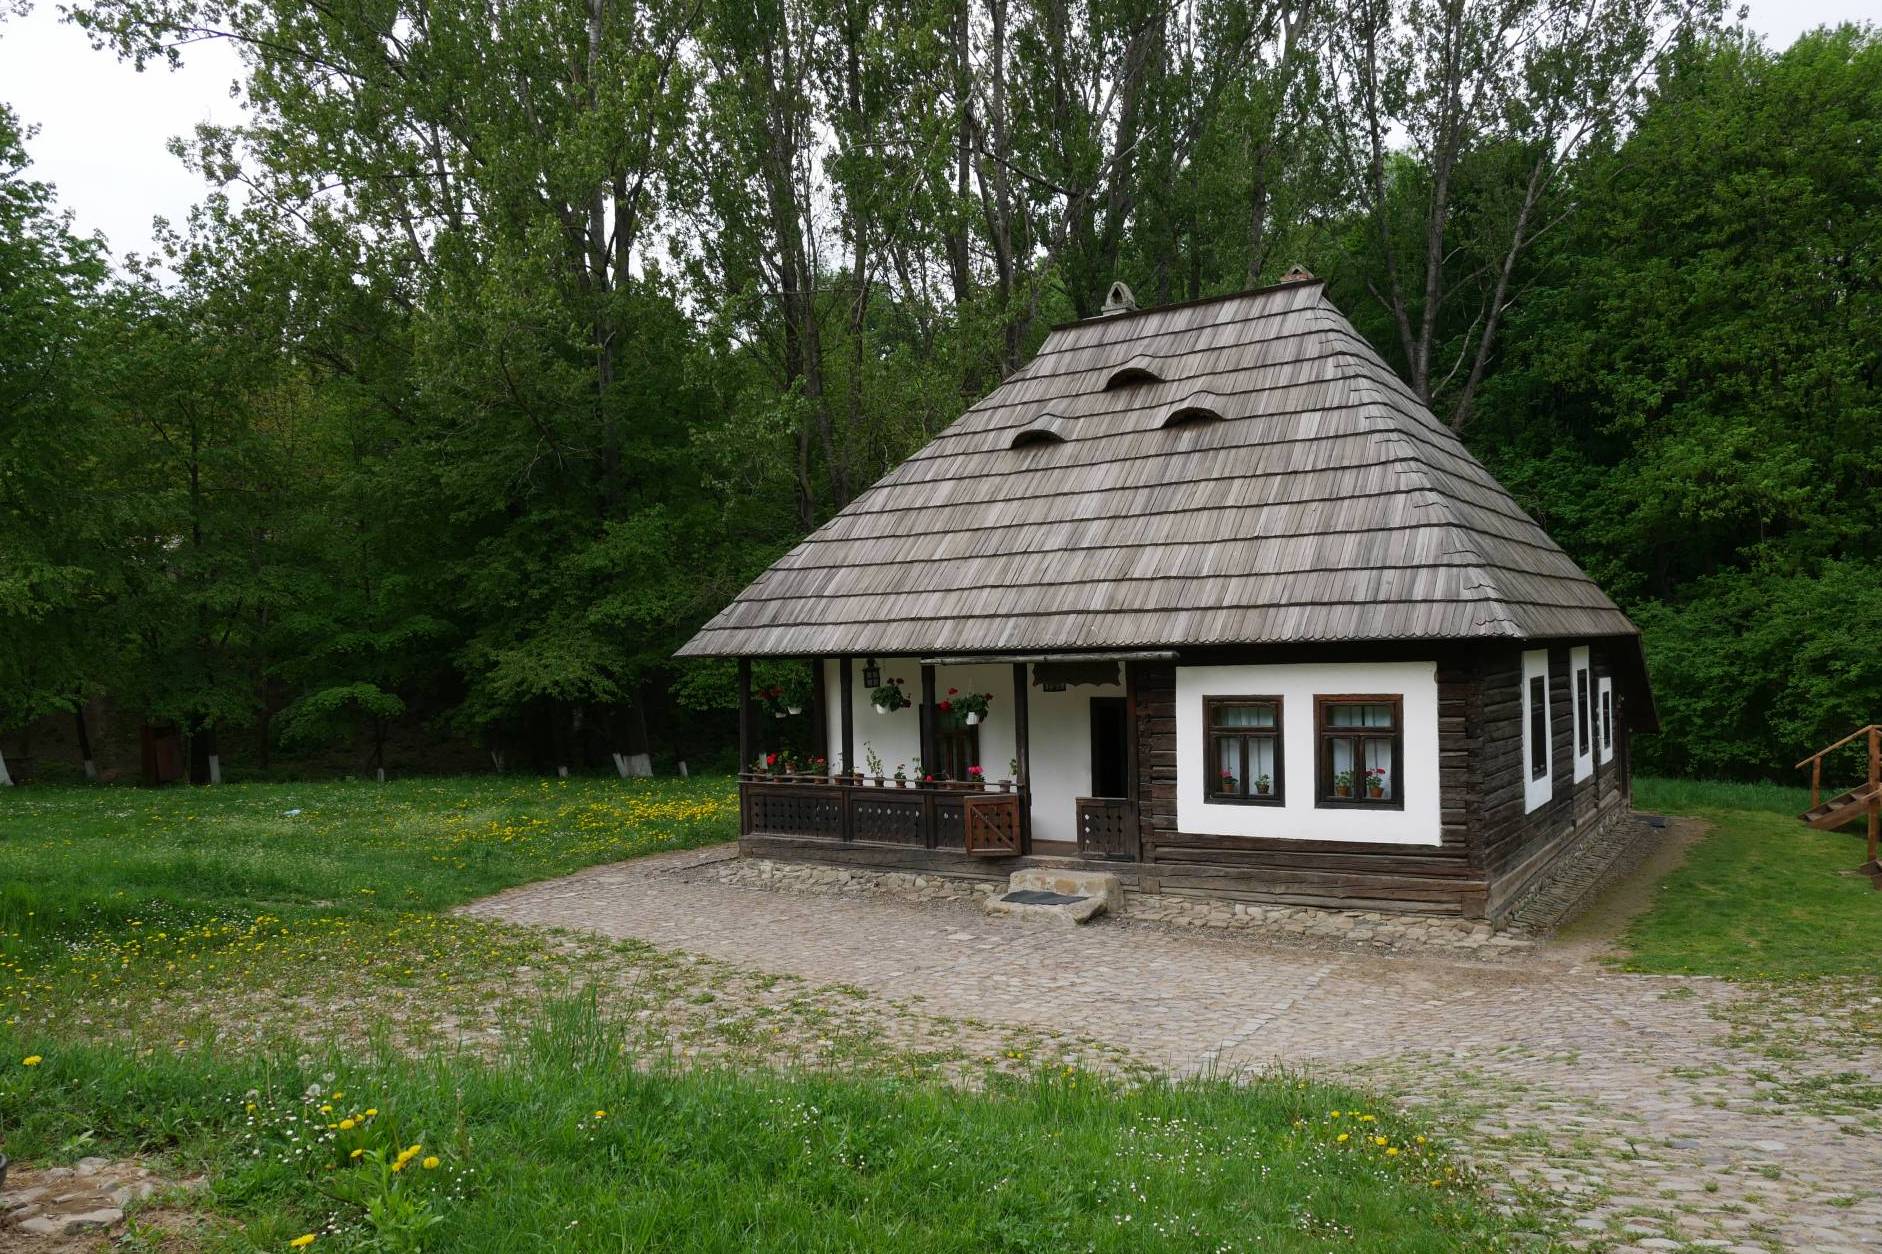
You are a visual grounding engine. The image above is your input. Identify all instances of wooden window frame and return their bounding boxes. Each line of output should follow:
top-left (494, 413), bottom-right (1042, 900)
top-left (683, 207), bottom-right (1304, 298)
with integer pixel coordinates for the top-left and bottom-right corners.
top-left (1203, 696), bottom-right (1285, 806)
top-left (1313, 694), bottom-right (1405, 811)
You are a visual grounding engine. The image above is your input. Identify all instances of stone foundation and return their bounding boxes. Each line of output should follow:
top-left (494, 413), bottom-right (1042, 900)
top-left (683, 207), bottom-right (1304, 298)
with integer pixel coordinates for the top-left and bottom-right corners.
top-left (709, 811), bottom-right (1658, 957)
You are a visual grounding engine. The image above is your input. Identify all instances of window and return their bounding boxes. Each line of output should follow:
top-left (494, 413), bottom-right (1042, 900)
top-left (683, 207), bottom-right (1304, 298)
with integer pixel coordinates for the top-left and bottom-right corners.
top-left (1528, 677), bottom-right (1548, 780)
top-left (1597, 676), bottom-right (1615, 764)
top-left (1205, 697), bottom-right (1283, 804)
top-left (1570, 645), bottom-right (1594, 783)
top-left (1315, 696), bottom-right (1402, 808)
top-left (1521, 648), bottom-right (1553, 813)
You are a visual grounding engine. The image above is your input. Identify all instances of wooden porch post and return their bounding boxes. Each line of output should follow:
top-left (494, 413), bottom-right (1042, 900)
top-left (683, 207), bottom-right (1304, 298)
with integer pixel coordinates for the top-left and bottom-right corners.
top-left (839, 655), bottom-right (855, 778)
top-left (736, 657), bottom-right (753, 773)
top-left (809, 657), bottom-right (828, 770)
top-left (920, 664), bottom-right (937, 781)
top-left (1012, 662), bottom-right (1031, 849)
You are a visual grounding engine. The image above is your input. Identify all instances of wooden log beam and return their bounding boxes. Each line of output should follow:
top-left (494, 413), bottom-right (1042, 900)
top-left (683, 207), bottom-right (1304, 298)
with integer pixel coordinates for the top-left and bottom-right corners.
top-left (1012, 661), bottom-right (1031, 851)
top-left (737, 657), bottom-right (753, 774)
top-left (920, 664), bottom-right (937, 782)
top-left (839, 655), bottom-right (855, 779)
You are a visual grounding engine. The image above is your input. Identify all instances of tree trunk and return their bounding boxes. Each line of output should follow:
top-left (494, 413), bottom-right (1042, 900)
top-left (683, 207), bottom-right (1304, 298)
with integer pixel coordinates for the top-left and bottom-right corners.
top-left (0, 746), bottom-right (12, 787)
top-left (74, 705), bottom-right (97, 781)
top-left (616, 694), bottom-right (653, 778)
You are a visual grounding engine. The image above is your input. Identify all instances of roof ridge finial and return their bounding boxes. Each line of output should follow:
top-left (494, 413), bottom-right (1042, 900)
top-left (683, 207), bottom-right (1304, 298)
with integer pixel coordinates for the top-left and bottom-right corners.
top-left (1279, 264), bottom-right (1316, 283)
top-left (1101, 279), bottom-right (1138, 315)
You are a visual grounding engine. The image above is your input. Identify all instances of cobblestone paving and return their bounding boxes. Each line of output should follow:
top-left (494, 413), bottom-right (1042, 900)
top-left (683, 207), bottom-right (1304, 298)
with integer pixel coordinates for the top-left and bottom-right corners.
top-left (462, 836), bottom-right (1882, 1253)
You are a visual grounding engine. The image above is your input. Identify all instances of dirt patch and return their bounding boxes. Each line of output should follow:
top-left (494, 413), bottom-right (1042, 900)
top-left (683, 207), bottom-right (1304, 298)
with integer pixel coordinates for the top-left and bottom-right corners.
top-left (1542, 814), bottom-right (1708, 964)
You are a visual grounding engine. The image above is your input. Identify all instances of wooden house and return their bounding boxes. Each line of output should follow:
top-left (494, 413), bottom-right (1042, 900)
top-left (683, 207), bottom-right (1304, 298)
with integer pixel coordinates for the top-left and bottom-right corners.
top-left (677, 274), bottom-right (1653, 919)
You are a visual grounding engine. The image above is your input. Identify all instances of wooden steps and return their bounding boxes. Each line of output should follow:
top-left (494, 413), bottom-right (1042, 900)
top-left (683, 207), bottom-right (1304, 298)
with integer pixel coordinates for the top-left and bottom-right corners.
top-left (1798, 781), bottom-right (1882, 830)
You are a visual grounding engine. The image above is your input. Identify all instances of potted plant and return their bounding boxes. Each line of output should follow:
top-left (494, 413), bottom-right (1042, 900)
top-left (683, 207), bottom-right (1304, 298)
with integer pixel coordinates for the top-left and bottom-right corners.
top-left (1334, 769), bottom-right (1355, 798)
top-left (1366, 767), bottom-right (1387, 799)
top-left (953, 690), bottom-right (993, 726)
top-left (893, 763), bottom-right (908, 788)
top-left (871, 677), bottom-right (910, 715)
top-left (1254, 772), bottom-right (1272, 797)
top-left (1219, 769), bottom-right (1238, 794)
top-left (967, 764), bottom-right (985, 789)
top-left (864, 744), bottom-right (886, 786)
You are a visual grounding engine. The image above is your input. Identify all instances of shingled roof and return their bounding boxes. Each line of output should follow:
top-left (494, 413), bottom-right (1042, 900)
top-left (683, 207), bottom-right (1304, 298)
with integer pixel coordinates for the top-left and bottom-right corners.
top-left (677, 277), bottom-right (1639, 659)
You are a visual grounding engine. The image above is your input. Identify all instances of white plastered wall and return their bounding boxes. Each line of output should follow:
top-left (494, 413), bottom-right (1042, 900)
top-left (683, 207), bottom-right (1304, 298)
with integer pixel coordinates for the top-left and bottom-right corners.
top-left (1597, 674), bottom-right (1615, 764)
top-left (1175, 660), bottom-right (1442, 846)
top-left (1522, 648), bottom-right (1553, 813)
top-left (1570, 645), bottom-right (1594, 783)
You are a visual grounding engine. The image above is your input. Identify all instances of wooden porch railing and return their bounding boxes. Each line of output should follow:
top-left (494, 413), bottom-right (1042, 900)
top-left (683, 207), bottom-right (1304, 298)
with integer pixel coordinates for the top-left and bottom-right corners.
top-left (739, 775), bottom-right (1027, 857)
top-left (1794, 725), bottom-right (1882, 873)
top-left (1075, 796), bottom-right (1137, 859)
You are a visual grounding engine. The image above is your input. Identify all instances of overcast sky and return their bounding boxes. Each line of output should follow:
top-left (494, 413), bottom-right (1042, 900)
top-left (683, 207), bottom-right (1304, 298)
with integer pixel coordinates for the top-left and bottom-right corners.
top-left (1, 0), bottom-right (1874, 266)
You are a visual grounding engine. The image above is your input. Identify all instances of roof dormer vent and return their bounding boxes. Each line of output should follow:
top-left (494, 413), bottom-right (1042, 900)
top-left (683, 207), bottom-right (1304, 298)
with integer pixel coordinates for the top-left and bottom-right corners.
top-left (1009, 411), bottom-right (1074, 448)
top-left (1103, 353), bottom-right (1163, 390)
top-left (1101, 280), bottom-right (1138, 316)
top-left (1278, 264), bottom-right (1316, 283)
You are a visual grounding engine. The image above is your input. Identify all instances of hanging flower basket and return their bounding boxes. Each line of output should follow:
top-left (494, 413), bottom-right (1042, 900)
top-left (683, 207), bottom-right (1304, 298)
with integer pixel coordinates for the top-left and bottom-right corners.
top-left (952, 690), bottom-right (993, 726)
top-left (871, 678), bottom-right (910, 715)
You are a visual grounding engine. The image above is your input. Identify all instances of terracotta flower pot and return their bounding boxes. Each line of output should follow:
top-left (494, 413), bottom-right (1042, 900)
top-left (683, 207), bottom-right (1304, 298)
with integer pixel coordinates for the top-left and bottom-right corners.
top-left (1336, 784), bottom-right (1352, 798)
top-left (1367, 786), bottom-right (1384, 799)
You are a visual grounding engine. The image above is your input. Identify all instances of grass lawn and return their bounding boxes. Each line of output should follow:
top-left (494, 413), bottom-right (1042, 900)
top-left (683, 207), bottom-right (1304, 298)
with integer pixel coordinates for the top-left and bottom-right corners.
top-left (1624, 776), bottom-right (1878, 978)
top-left (0, 777), bottom-right (1534, 1251)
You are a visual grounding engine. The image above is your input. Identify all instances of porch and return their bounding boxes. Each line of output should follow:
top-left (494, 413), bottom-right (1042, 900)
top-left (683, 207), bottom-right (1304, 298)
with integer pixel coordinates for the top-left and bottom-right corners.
top-left (735, 653), bottom-right (1155, 860)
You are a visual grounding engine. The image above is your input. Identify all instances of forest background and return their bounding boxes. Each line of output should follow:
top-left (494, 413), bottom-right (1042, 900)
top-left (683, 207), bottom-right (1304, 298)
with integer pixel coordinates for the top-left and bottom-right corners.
top-left (2, 0), bottom-right (1877, 783)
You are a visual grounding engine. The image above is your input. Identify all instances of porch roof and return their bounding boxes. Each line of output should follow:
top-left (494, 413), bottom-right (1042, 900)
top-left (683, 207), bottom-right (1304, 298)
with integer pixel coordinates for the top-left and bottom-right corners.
top-left (677, 277), bottom-right (1640, 662)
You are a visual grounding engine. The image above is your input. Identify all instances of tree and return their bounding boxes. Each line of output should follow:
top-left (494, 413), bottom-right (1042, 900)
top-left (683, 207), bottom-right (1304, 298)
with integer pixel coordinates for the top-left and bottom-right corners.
top-left (0, 104), bottom-right (112, 784)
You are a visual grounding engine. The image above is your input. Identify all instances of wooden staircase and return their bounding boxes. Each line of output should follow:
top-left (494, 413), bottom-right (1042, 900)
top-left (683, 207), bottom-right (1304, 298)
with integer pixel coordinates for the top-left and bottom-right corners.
top-left (1799, 781), bottom-right (1882, 830)
top-left (1795, 725), bottom-right (1882, 876)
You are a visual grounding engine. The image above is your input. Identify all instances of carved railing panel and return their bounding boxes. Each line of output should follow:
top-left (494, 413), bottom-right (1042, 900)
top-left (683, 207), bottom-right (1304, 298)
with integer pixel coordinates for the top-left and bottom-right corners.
top-left (1075, 797), bottom-right (1137, 859)
top-left (963, 793), bottom-right (1022, 857)
top-left (740, 778), bottom-right (1029, 853)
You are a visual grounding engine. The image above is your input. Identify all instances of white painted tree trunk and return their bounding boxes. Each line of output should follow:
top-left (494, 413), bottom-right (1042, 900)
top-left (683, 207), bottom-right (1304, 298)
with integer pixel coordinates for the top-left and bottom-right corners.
top-left (490, 749), bottom-right (506, 773)
top-left (82, 757), bottom-right (98, 781)
top-left (207, 754), bottom-right (222, 785)
top-left (677, 760), bottom-right (689, 778)
top-left (557, 765), bottom-right (569, 779)
top-left (0, 748), bottom-right (12, 787)
top-left (612, 752), bottom-right (651, 778)
top-left (376, 767), bottom-right (386, 784)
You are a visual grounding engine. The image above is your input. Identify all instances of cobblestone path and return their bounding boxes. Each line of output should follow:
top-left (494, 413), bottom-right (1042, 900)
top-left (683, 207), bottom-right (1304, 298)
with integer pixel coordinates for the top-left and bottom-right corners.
top-left (462, 841), bottom-right (1882, 1253)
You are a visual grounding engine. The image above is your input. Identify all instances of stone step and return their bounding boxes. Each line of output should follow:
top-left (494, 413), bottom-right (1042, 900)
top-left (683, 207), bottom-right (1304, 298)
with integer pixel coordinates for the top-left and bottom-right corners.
top-left (984, 868), bottom-right (1121, 925)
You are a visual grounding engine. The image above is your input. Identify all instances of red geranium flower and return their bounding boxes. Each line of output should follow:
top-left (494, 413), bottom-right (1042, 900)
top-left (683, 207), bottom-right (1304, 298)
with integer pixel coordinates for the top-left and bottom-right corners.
top-left (937, 699), bottom-right (952, 712)
top-left (948, 687), bottom-right (958, 695)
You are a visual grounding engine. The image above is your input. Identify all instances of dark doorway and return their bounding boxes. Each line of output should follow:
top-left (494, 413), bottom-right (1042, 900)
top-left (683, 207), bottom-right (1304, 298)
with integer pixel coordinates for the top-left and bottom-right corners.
top-left (1089, 698), bottom-right (1130, 798)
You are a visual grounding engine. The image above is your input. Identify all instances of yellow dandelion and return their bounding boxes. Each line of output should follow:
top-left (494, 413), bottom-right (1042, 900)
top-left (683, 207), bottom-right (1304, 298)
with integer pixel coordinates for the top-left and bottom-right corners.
top-left (21, 1055), bottom-right (42, 1067)
top-left (1374, 1136), bottom-right (1388, 1147)
top-left (1336, 1133), bottom-right (1349, 1143)
top-left (422, 1156), bottom-right (440, 1170)
top-left (338, 1119), bottom-right (355, 1131)
top-left (1415, 1135), bottom-right (1427, 1145)
top-left (349, 1149), bottom-right (364, 1159)
top-left (290, 1236), bottom-right (317, 1249)
top-left (365, 1108), bottom-right (378, 1117)
top-left (1329, 1110), bottom-right (1341, 1118)
top-left (593, 1110), bottom-right (607, 1120)
top-left (1386, 1147), bottom-right (1399, 1157)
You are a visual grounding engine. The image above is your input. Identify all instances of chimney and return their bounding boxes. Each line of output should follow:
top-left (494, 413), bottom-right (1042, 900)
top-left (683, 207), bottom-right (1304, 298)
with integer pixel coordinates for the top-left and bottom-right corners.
top-left (1100, 280), bottom-right (1138, 316)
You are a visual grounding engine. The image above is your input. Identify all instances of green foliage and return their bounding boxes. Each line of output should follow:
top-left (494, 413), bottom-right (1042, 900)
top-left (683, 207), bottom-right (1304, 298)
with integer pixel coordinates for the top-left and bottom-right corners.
top-left (1475, 27), bottom-right (1882, 777)
top-left (2, 8), bottom-right (1877, 783)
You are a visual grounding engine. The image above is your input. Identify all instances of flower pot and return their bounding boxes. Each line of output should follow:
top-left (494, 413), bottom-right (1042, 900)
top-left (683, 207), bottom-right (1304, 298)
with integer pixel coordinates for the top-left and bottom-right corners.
top-left (964, 712), bottom-right (981, 726)
top-left (786, 705), bottom-right (802, 715)
top-left (895, 779), bottom-right (907, 789)
top-left (1367, 786), bottom-right (1384, 799)
top-left (773, 711), bottom-right (787, 719)
top-left (872, 776), bottom-right (884, 788)
top-left (1336, 785), bottom-right (1352, 798)
top-left (873, 703), bottom-right (889, 715)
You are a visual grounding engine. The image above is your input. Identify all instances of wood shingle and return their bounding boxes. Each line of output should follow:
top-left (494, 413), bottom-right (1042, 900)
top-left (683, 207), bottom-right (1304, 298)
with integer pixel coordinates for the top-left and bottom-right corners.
top-left (678, 279), bottom-right (1638, 658)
